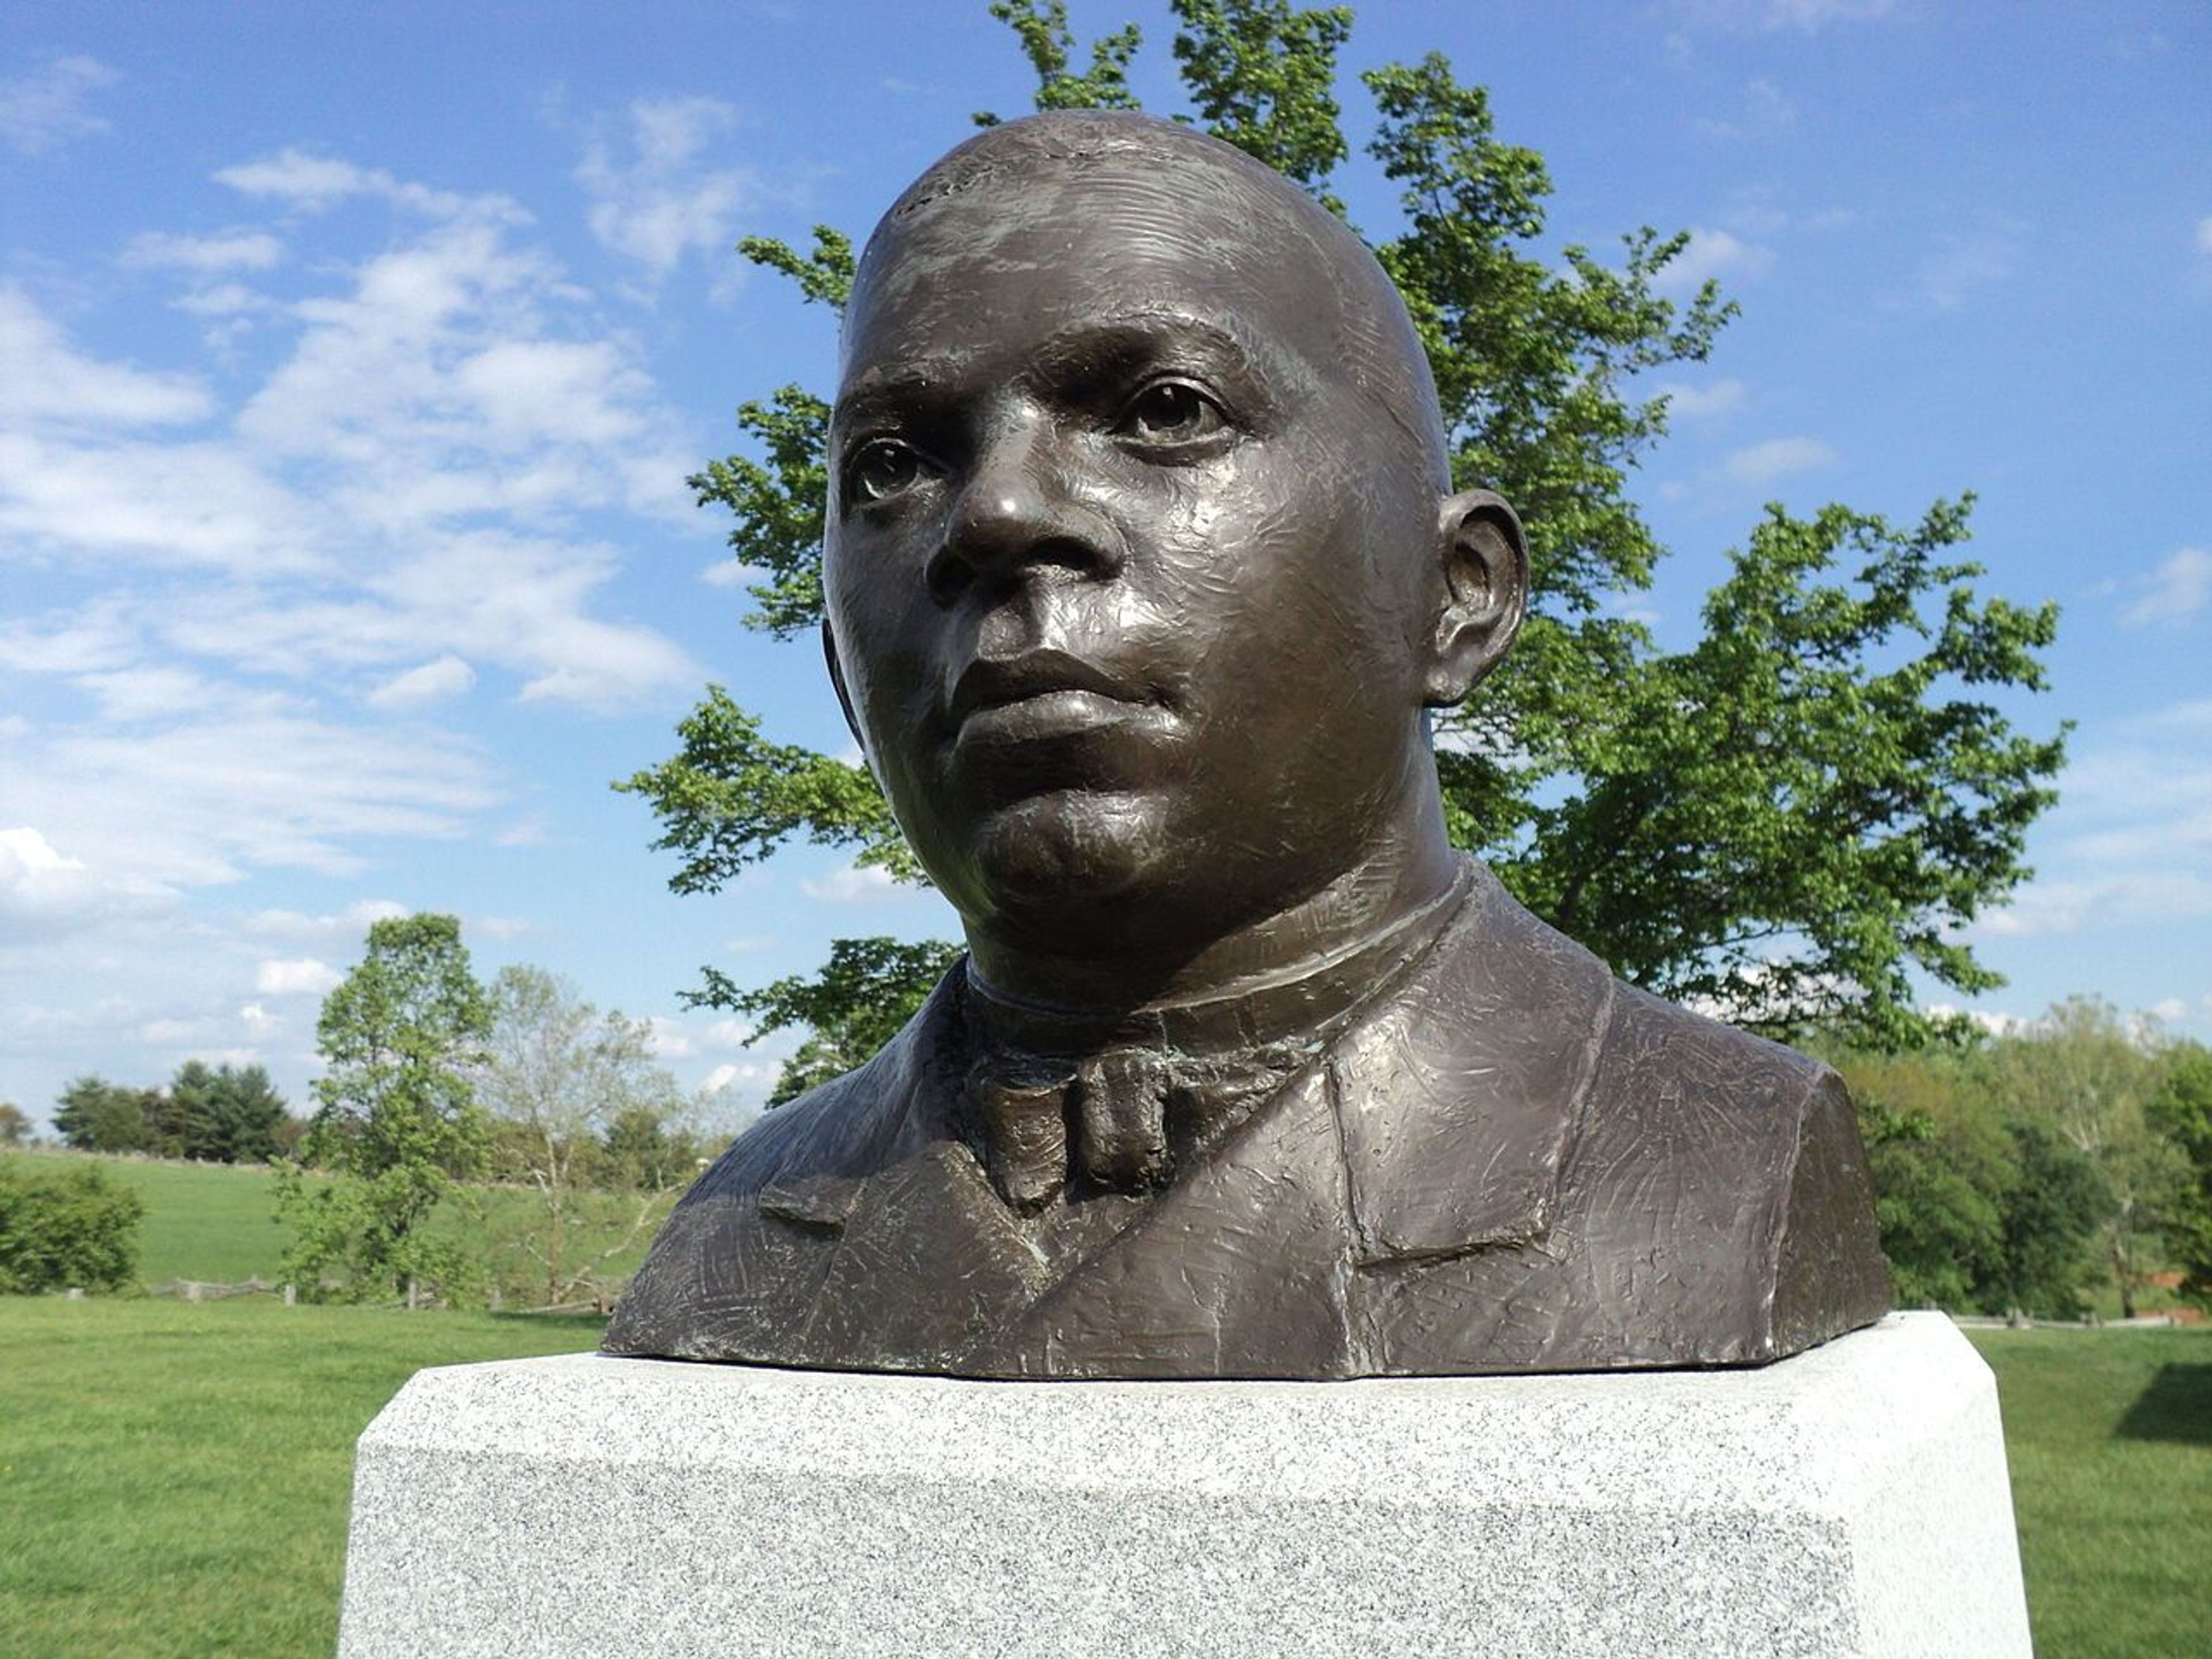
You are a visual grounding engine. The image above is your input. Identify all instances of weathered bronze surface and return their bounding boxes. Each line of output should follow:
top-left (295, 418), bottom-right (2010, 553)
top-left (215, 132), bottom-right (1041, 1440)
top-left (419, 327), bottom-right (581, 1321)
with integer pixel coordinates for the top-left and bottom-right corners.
top-left (605, 112), bottom-right (1891, 1378)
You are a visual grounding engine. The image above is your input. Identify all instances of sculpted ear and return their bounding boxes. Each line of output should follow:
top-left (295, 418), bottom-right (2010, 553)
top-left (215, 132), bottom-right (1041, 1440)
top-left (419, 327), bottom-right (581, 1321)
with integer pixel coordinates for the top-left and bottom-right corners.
top-left (1423, 488), bottom-right (1529, 707)
top-left (823, 620), bottom-right (868, 760)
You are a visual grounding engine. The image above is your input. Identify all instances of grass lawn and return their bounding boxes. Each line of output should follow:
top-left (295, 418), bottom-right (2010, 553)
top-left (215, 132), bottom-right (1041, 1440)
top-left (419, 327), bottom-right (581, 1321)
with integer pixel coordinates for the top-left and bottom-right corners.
top-left (0, 1298), bottom-right (601, 1659)
top-left (0, 1300), bottom-right (2202, 1657)
top-left (0, 1150), bottom-right (675, 1298)
top-left (1965, 1325), bottom-right (2211, 1659)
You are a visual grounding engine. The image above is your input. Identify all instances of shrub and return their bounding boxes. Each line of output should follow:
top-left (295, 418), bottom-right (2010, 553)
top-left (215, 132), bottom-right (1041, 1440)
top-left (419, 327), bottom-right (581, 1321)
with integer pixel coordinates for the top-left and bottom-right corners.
top-left (0, 1158), bottom-right (146, 1293)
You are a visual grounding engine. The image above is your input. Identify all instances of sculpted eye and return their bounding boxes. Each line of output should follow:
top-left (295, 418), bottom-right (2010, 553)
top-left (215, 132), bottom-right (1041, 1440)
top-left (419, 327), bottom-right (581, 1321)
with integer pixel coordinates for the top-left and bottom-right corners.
top-left (848, 438), bottom-right (927, 505)
top-left (1118, 380), bottom-right (1226, 445)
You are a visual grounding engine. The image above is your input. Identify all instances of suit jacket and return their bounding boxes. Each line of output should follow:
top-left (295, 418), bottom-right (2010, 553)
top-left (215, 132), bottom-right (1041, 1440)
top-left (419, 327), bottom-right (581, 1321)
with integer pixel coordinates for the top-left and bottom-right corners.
top-left (605, 862), bottom-right (1892, 1377)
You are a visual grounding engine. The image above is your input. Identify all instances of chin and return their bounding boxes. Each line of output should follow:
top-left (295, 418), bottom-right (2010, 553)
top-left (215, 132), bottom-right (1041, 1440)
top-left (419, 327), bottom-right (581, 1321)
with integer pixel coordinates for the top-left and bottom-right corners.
top-left (963, 790), bottom-right (1173, 922)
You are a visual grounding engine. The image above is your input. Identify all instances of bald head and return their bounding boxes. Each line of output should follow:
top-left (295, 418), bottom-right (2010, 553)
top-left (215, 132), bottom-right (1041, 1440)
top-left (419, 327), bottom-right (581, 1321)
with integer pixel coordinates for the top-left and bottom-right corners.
top-left (847, 111), bottom-right (1453, 491)
top-left (819, 108), bottom-right (1527, 974)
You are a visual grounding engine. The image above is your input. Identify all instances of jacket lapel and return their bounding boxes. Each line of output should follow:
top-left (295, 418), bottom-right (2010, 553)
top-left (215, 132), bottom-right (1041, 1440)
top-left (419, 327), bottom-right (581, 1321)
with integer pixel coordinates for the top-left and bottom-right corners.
top-left (1331, 863), bottom-right (1617, 1263)
top-left (982, 1062), bottom-right (1359, 1377)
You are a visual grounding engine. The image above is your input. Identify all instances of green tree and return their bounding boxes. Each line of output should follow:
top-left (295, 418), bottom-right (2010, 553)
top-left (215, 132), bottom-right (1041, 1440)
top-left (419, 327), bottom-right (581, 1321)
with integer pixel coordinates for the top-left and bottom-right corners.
top-left (621, 0), bottom-right (2062, 1099)
top-left (475, 964), bottom-right (691, 1306)
top-left (602, 1104), bottom-right (706, 1193)
top-left (169, 1060), bottom-right (287, 1164)
top-left (1836, 1040), bottom-right (2112, 1317)
top-left (2147, 1041), bottom-right (2212, 1308)
top-left (702, 937), bottom-right (963, 1107)
top-left (51, 1075), bottom-right (154, 1155)
top-left (1989, 1118), bottom-right (2112, 1320)
top-left (0, 1101), bottom-right (33, 1146)
top-left (0, 1158), bottom-right (143, 1294)
top-left (1836, 1048), bottom-right (2010, 1310)
top-left (1993, 997), bottom-right (2187, 1319)
top-left (276, 914), bottom-right (491, 1302)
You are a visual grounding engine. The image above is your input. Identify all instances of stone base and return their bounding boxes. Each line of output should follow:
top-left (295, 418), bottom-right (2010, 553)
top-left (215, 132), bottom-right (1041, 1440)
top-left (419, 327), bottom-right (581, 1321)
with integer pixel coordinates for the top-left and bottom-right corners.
top-left (338, 1311), bottom-right (2030, 1658)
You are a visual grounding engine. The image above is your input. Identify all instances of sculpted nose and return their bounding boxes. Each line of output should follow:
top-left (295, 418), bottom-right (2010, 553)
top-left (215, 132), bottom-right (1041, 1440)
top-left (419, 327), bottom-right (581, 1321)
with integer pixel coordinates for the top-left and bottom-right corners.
top-left (930, 421), bottom-right (1120, 602)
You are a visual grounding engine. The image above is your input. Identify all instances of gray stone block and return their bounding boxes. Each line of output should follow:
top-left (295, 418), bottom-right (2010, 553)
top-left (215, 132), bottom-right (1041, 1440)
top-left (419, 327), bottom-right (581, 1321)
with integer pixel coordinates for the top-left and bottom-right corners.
top-left (338, 1310), bottom-right (2031, 1657)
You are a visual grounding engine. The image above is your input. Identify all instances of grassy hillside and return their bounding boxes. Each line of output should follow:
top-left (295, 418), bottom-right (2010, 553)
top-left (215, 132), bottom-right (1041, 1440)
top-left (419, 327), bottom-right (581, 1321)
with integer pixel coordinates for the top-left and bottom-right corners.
top-left (0, 1301), bottom-right (2202, 1658)
top-left (1, 1150), bottom-right (291, 1285)
top-left (0, 1150), bottom-right (674, 1296)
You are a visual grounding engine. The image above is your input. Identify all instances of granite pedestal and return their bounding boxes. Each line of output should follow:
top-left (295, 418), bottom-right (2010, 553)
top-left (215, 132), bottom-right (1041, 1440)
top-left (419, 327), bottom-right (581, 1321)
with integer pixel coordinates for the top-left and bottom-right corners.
top-left (338, 1310), bottom-right (2030, 1657)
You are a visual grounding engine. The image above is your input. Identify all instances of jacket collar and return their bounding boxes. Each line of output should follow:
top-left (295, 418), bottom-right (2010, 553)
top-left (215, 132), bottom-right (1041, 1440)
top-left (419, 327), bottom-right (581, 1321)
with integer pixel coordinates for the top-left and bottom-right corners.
top-left (755, 860), bottom-right (1616, 1267)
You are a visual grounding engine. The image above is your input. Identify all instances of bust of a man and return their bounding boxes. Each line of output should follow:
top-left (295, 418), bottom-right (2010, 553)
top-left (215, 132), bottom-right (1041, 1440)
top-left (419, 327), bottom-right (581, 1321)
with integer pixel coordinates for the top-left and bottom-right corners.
top-left (606, 112), bottom-right (1891, 1379)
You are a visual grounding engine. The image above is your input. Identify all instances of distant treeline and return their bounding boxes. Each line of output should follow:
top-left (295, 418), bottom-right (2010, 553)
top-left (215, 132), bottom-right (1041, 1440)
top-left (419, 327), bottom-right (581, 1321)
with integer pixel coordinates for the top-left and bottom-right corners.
top-left (46, 1063), bottom-right (301, 1165)
top-left (1821, 997), bottom-right (2211, 1321)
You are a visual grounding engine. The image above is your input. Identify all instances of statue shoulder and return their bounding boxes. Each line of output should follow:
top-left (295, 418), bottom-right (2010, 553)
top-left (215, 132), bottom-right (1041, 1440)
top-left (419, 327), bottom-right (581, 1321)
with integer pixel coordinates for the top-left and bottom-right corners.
top-left (684, 967), bottom-right (967, 1208)
top-left (1583, 980), bottom-right (1891, 1355)
top-left (602, 969), bottom-right (967, 1358)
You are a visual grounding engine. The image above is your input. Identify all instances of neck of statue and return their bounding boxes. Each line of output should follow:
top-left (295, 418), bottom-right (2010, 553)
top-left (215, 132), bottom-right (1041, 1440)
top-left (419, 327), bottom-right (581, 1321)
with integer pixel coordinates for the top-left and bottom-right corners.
top-left (961, 794), bottom-right (1467, 1032)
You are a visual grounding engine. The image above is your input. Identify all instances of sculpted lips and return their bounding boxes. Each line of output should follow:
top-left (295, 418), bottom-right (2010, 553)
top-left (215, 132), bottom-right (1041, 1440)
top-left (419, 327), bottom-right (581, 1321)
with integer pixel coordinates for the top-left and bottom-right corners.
top-left (948, 649), bottom-right (1168, 745)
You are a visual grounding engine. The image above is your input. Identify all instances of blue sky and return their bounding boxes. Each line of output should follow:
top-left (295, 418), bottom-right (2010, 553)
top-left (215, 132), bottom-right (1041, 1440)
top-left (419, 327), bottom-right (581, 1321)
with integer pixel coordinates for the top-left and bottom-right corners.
top-left (2, 0), bottom-right (2207, 1130)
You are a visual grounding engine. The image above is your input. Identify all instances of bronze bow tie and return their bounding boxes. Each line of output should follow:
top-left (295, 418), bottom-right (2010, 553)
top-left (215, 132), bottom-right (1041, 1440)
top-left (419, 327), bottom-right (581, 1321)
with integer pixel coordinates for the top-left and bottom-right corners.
top-left (968, 1048), bottom-right (1176, 1213)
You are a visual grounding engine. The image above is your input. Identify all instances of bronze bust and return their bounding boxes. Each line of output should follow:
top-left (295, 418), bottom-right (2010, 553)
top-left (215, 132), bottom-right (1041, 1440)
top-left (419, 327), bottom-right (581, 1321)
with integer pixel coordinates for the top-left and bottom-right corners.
top-left (605, 112), bottom-right (1892, 1379)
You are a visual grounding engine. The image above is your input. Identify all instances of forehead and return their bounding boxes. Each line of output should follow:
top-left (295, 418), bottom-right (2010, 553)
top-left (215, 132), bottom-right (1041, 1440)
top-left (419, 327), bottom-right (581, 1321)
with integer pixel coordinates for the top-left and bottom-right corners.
top-left (838, 153), bottom-right (1344, 397)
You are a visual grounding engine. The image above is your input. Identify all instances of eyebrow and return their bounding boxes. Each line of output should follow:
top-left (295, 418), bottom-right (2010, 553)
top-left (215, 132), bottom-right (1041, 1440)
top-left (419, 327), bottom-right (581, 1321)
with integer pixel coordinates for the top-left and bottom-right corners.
top-left (833, 308), bottom-right (1298, 437)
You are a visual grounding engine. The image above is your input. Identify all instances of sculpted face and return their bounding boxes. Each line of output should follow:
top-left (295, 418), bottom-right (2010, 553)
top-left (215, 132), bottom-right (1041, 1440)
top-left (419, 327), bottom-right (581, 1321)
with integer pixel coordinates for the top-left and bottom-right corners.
top-left (823, 116), bottom-right (1523, 972)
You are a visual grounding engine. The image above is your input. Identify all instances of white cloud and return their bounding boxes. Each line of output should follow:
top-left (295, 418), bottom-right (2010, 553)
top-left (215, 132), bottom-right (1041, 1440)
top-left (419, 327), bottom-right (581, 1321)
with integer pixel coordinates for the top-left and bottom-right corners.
top-left (5, 173), bottom-right (700, 707)
top-left (2, 826), bottom-right (81, 879)
top-left (1656, 377), bottom-right (1747, 421)
top-left (647, 1014), bottom-right (758, 1060)
top-left (1924, 1002), bottom-right (2028, 1038)
top-left (1975, 699), bottom-right (2212, 941)
top-left (700, 558), bottom-right (757, 588)
top-left (8, 714), bottom-right (501, 885)
top-left (123, 230), bottom-right (285, 273)
top-left (255, 957), bottom-right (342, 997)
top-left (801, 863), bottom-right (899, 904)
top-left (0, 430), bottom-right (317, 573)
top-left (171, 282), bottom-right (271, 319)
top-left (1654, 228), bottom-right (1774, 293)
top-left (245, 899), bottom-right (410, 943)
top-left (700, 1059), bottom-right (776, 1097)
top-left (0, 287), bottom-right (214, 428)
top-left (368, 654), bottom-right (478, 709)
top-left (213, 149), bottom-right (524, 224)
top-left (575, 97), bottom-right (753, 281)
top-left (238, 1002), bottom-right (279, 1037)
top-left (1917, 215), bottom-right (2025, 310)
top-left (71, 664), bottom-right (245, 724)
top-left (0, 55), bottom-right (116, 156)
top-left (0, 600), bottom-right (139, 675)
top-left (1717, 436), bottom-right (1837, 490)
top-left (1978, 873), bottom-right (2212, 938)
top-left (0, 825), bottom-right (176, 939)
top-left (2120, 547), bottom-right (2211, 627)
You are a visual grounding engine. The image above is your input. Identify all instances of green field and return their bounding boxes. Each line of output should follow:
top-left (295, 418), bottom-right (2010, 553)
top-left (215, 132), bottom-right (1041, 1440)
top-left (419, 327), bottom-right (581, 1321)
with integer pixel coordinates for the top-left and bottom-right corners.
top-left (0, 1150), bottom-right (673, 1298)
top-left (1973, 1327), bottom-right (2210, 1658)
top-left (0, 1300), bottom-right (2203, 1659)
top-left (0, 1300), bottom-right (601, 1658)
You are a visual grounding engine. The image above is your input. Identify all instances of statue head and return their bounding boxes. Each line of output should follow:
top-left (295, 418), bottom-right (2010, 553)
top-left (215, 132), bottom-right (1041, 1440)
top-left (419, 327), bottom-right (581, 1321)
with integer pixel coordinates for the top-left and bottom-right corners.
top-left (822, 111), bottom-right (1527, 993)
